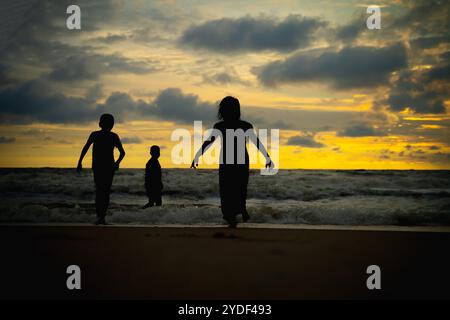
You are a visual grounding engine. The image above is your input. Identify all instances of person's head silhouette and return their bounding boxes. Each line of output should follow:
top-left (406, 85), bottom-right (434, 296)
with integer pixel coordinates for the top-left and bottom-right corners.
top-left (99, 113), bottom-right (114, 131)
top-left (218, 96), bottom-right (240, 122)
top-left (150, 145), bottom-right (160, 159)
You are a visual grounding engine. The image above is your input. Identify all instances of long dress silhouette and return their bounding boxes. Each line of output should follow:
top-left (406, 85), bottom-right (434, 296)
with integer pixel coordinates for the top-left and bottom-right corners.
top-left (192, 96), bottom-right (272, 227)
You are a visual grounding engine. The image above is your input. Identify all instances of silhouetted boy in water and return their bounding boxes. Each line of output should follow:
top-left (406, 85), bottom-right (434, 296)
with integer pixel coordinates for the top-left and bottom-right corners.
top-left (77, 114), bottom-right (125, 225)
top-left (143, 145), bottom-right (163, 208)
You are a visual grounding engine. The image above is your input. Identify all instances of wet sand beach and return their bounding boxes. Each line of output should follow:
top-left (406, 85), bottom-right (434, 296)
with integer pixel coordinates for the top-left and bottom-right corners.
top-left (1, 224), bottom-right (449, 299)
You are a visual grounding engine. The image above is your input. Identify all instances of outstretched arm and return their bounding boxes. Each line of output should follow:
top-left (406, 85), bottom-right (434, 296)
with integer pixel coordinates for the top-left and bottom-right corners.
top-left (114, 137), bottom-right (126, 170)
top-left (77, 133), bottom-right (94, 172)
top-left (191, 130), bottom-right (217, 169)
top-left (248, 129), bottom-right (273, 168)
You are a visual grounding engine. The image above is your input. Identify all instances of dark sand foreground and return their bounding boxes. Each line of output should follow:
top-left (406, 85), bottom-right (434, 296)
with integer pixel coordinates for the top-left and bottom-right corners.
top-left (0, 224), bottom-right (449, 299)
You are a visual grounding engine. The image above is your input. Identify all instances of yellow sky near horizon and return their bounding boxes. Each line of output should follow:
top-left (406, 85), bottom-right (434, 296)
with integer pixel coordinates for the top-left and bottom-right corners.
top-left (1, 115), bottom-right (449, 169)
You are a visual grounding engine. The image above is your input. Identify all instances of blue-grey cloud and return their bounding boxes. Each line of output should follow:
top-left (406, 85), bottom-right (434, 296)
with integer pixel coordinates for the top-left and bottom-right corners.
top-left (333, 2), bottom-right (449, 49)
top-left (383, 69), bottom-right (447, 114)
top-left (410, 36), bottom-right (449, 50)
top-left (287, 134), bottom-right (324, 148)
top-left (256, 43), bottom-right (407, 89)
top-left (96, 91), bottom-right (144, 122)
top-left (0, 64), bottom-right (14, 88)
top-left (95, 88), bottom-right (218, 124)
top-left (0, 1), bottom-right (160, 85)
top-left (0, 80), bottom-right (97, 123)
top-left (391, 0), bottom-right (449, 36)
top-left (201, 69), bottom-right (249, 86)
top-left (338, 123), bottom-right (386, 137)
top-left (334, 11), bottom-right (366, 44)
top-left (48, 53), bottom-right (155, 82)
top-left (0, 80), bottom-right (363, 134)
top-left (149, 88), bottom-right (217, 123)
top-left (85, 83), bottom-right (104, 102)
top-left (121, 136), bottom-right (142, 144)
top-left (0, 81), bottom-right (218, 125)
top-left (426, 63), bottom-right (450, 81)
top-left (179, 15), bottom-right (325, 53)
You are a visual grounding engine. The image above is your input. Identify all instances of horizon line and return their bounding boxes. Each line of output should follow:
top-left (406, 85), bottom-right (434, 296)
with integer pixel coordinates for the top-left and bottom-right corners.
top-left (0, 167), bottom-right (449, 171)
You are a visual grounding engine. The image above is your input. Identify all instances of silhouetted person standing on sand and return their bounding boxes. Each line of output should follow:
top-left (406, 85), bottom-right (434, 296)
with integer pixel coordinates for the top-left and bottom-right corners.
top-left (77, 114), bottom-right (125, 225)
top-left (143, 145), bottom-right (163, 208)
top-left (191, 96), bottom-right (273, 228)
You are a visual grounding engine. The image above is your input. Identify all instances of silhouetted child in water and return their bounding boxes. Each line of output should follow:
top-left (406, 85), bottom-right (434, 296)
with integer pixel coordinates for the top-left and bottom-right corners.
top-left (77, 114), bottom-right (125, 225)
top-left (143, 145), bottom-right (163, 208)
top-left (191, 96), bottom-right (273, 228)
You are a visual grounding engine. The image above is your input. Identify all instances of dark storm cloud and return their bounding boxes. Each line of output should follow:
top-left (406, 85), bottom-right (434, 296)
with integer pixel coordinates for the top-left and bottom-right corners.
top-left (0, 80), bottom-right (363, 133)
top-left (150, 88), bottom-right (216, 123)
top-left (0, 0), bottom-right (40, 52)
top-left (1, 0), bottom-right (119, 37)
top-left (2, 29), bottom-right (157, 84)
top-left (0, 82), bottom-right (218, 125)
top-left (370, 1), bottom-right (450, 116)
top-left (0, 0), bottom-right (158, 85)
top-left (410, 36), bottom-right (449, 50)
top-left (85, 83), bottom-right (104, 102)
top-left (440, 51), bottom-right (450, 61)
top-left (0, 136), bottom-right (16, 144)
top-left (0, 0), bottom-right (122, 61)
top-left (179, 15), bottom-right (325, 53)
top-left (256, 43), bottom-right (407, 89)
top-left (391, 0), bottom-right (450, 36)
top-left (383, 70), bottom-right (448, 114)
top-left (335, 22), bottom-right (363, 44)
top-left (0, 80), bottom-right (97, 124)
top-left (47, 55), bottom-right (105, 82)
top-left (334, 11), bottom-right (366, 44)
top-left (338, 123), bottom-right (386, 137)
top-left (97, 92), bottom-right (142, 122)
top-left (48, 53), bottom-right (155, 82)
top-left (96, 89), bottom-right (216, 125)
top-left (330, 1), bottom-right (449, 57)
top-left (387, 90), bottom-right (446, 114)
top-left (0, 64), bottom-right (14, 87)
top-left (286, 134), bottom-right (324, 148)
top-left (426, 64), bottom-right (450, 81)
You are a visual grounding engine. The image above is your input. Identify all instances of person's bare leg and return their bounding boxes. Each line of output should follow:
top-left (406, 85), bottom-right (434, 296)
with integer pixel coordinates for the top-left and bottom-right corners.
top-left (155, 194), bottom-right (162, 206)
top-left (142, 202), bottom-right (153, 209)
top-left (242, 210), bottom-right (250, 222)
top-left (227, 219), bottom-right (238, 228)
top-left (94, 186), bottom-right (105, 225)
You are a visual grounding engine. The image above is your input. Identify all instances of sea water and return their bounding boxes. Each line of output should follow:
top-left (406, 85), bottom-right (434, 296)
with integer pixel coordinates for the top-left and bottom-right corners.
top-left (0, 168), bottom-right (449, 226)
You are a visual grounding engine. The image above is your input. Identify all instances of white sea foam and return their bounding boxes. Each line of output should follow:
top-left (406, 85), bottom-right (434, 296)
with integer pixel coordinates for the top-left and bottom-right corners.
top-left (0, 168), bottom-right (449, 226)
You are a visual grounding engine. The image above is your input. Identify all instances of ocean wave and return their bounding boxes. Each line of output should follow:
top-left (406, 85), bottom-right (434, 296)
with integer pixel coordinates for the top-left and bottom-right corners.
top-left (1, 168), bottom-right (449, 200)
top-left (0, 168), bottom-right (449, 226)
top-left (0, 196), bottom-right (449, 226)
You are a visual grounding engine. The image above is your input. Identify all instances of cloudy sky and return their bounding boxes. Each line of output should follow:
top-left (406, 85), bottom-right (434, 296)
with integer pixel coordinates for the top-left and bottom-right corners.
top-left (0, 0), bottom-right (449, 169)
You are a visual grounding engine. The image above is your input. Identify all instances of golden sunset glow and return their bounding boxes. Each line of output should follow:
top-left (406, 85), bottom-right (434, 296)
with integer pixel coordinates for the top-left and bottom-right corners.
top-left (0, 0), bottom-right (448, 169)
